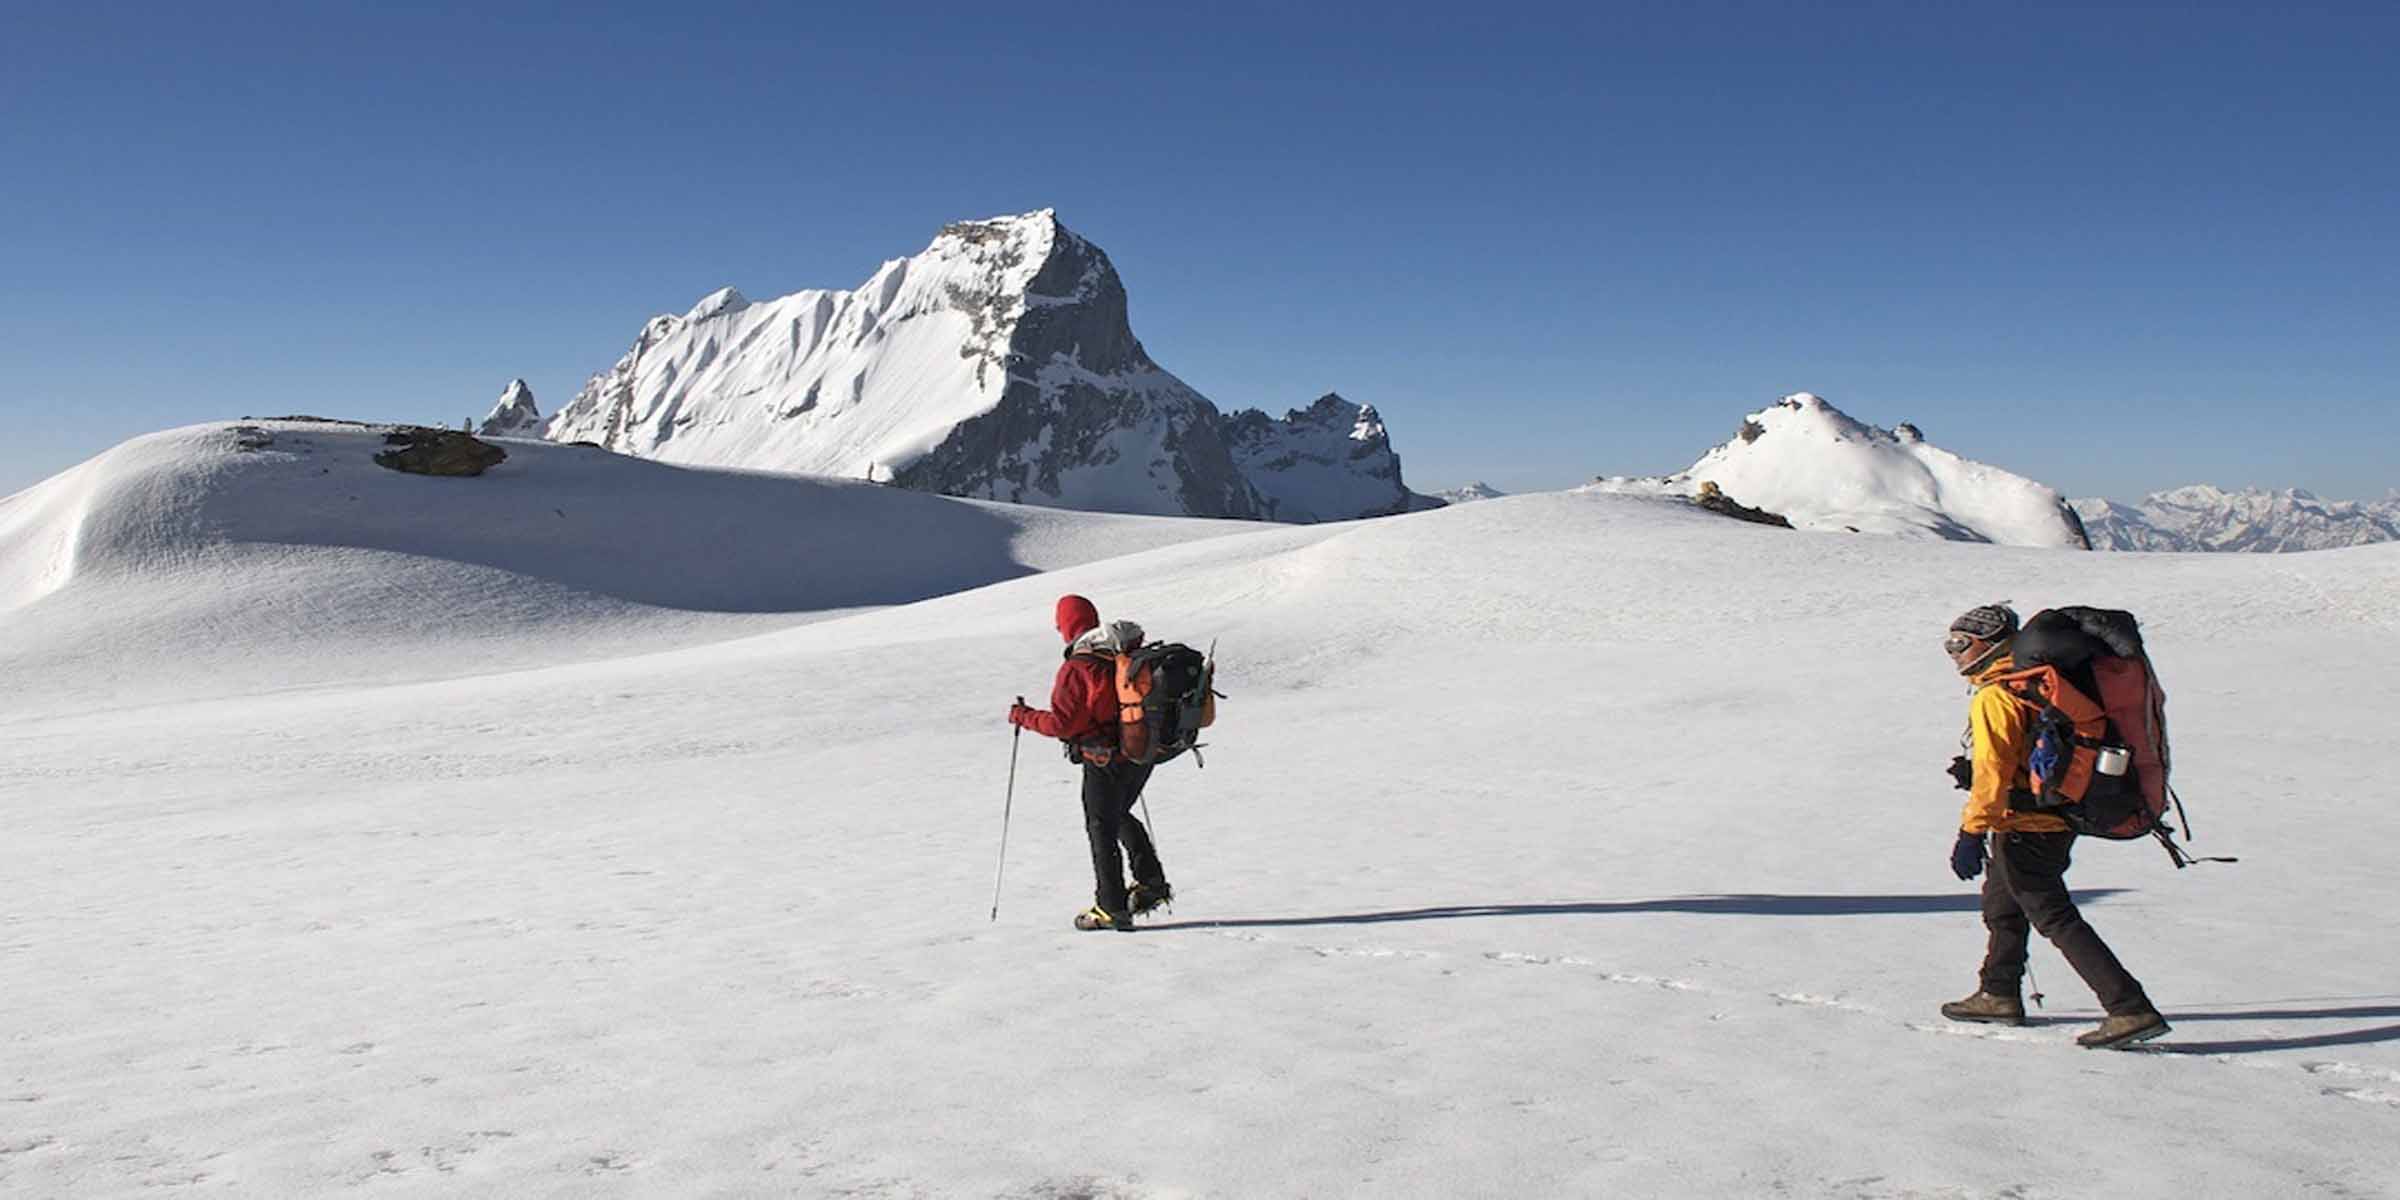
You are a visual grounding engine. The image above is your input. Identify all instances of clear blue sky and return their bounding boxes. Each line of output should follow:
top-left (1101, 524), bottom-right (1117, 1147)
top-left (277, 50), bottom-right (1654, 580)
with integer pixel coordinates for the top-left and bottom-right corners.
top-left (4, 1), bottom-right (2393, 501)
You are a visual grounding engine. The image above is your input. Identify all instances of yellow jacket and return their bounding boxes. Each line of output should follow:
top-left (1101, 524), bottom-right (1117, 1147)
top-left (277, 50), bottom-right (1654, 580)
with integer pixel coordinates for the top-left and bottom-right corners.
top-left (1961, 656), bottom-right (2071, 835)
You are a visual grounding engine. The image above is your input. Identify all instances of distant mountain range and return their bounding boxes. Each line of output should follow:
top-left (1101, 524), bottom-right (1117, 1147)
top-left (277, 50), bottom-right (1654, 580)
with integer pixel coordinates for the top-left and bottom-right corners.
top-left (460, 212), bottom-right (2385, 552)
top-left (483, 211), bottom-right (1429, 522)
top-left (1432, 482), bottom-right (1507, 505)
top-left (2073, 487), bottom-right (2400, 553)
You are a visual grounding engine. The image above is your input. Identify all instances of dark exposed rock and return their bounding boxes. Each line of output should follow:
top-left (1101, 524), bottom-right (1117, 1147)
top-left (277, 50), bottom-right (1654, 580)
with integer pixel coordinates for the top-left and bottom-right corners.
top-left (896, 216), bottom-right (1265, 518)
top-left (2056, 502), bottom-right (2093, 550)
top-left (373, 428), bottom-right (508, 477)
top-left (1220, 393), bottom-right (1419, 521)
top-left (1693, 480), bottom-right (1792, 528)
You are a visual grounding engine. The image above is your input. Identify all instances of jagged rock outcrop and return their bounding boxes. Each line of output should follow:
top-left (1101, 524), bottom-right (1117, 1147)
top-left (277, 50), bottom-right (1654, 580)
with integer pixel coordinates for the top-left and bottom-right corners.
top-left (1221, 393), bottom-right (1431, 522)
top-left (541, 211), bottom-right (1421, 522)
top-left (1693, 480), bottom-right (1793, 528)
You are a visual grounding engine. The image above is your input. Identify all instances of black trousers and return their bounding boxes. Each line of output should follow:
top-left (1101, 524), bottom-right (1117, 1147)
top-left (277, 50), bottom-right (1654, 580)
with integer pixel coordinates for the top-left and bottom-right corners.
top-left (1081, 759), bottom-right (1164, 915)
top-left (1980, 830), bottom-right (2151, 1015)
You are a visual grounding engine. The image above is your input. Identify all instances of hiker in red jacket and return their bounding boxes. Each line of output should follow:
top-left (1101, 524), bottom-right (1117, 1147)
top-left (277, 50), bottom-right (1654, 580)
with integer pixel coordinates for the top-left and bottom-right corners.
top-left (1009, 594), bottom-right (1171, 932)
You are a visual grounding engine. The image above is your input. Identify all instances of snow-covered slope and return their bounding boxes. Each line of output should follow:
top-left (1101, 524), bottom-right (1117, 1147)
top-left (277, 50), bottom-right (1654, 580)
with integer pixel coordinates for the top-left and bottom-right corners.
top-left (1221, 393), bottom-right (1431, 521)
top-left (1590, 393), bottom-right (2091, 548)
top-left (2075, 485), bottom-right (2400, 552)
top-left (0, 421), bottom-right (1251, 713)
top-left (5, 480), bottom-right (2397, 1196)
top-left (478, 379), bottom-right (542, 437)
top-left (542, 211), bottom-right (1427, 523)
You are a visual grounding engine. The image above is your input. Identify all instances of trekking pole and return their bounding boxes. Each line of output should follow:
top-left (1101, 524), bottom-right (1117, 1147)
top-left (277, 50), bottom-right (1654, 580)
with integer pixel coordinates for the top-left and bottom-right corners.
top-left (989, 698), bottom-right (1024, 922)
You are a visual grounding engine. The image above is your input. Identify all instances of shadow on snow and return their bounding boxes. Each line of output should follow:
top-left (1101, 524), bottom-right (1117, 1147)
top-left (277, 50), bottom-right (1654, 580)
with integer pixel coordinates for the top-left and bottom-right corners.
top-left (2139, 1004), bottom-right (2400, 1054)
top-left (1141, 897), bottom-right (2400, 1054)
top-left (1140, 890), bottom-right (2130, 931)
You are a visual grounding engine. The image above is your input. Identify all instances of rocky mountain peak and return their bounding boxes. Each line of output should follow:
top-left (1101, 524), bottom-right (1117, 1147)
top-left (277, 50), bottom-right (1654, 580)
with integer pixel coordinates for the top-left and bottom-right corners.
top-left (537, 212), bottom-right (1424, 522)
top-left (1435, 481), bottom-right (1507, 504)
top-left (478, 380), bottom-right (542, 438)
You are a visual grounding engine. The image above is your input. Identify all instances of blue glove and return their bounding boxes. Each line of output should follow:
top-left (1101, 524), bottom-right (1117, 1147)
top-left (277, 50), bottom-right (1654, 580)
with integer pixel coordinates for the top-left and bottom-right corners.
top-left (1950, 830), bottom-right (1987, 881)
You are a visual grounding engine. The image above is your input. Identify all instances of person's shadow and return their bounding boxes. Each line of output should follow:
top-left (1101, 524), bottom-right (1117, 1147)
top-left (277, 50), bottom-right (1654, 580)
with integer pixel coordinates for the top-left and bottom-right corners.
top-left (2137, 1004), bottom-right (2400, 1054)
top-left (1138, 890), bottom-right (2128, 931)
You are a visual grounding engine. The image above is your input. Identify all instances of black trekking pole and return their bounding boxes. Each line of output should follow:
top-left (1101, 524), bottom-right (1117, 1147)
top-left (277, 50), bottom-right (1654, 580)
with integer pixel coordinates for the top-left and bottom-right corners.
top-left (990, 697), bottom-right (1024, 922)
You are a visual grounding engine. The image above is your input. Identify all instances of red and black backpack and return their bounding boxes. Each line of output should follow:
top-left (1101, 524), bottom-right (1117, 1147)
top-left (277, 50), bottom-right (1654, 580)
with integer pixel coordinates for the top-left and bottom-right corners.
top-left (1995, 607), bottom-right (2226, 867)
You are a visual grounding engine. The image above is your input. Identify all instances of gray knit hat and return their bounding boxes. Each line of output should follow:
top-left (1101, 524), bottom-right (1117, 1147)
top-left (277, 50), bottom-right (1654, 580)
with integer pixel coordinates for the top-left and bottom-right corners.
top-left (1948, 603), bottom-right (2019, 642)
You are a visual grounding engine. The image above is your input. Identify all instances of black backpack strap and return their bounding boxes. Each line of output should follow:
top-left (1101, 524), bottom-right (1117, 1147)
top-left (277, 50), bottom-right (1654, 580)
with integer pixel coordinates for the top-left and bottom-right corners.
top-left (2153, 789), bottom-right (2239, 869)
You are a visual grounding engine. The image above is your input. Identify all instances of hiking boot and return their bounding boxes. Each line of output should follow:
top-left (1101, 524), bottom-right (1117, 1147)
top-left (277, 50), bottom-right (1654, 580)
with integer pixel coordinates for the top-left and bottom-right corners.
top-left (1128, 881), bottom-right (1174, 917)
top-left (1073, 906), bottom-right (1134, 933)
top-left (1939, 990), bottom-right (2027, 1026)
top-left (2076, 1009), bottom-right (2170, 1050)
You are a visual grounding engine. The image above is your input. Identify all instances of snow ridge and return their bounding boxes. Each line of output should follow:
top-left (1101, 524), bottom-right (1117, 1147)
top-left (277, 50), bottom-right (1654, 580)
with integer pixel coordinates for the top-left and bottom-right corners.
top-left (2073, 486), bottom-right (2400, 552)
top-left (1587, 393), bottom-right (2090, 549)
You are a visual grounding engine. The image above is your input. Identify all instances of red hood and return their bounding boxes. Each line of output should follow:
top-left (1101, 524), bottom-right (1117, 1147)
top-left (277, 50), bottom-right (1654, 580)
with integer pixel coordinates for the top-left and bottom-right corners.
top-left (1054, 594), bottom-right (1099, 644)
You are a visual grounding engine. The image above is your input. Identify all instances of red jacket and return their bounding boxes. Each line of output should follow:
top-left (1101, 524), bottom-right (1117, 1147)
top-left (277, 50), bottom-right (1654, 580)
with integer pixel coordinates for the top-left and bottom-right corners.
top-left (1014, 594), bottom-right (1118, 744)
top-left (1020, 646), bottom-right (1117, 743)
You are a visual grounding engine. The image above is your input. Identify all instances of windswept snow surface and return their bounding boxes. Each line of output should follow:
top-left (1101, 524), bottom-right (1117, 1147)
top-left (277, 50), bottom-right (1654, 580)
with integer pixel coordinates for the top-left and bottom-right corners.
top-left (5, 482), bottom-right (2399, 1196)
top-left (543, 221), bottom-right (1055, 483)
top-left (1590, 393), bottom-right (2091, 548)
top-left (0, 422), bottom-right (1251, 715)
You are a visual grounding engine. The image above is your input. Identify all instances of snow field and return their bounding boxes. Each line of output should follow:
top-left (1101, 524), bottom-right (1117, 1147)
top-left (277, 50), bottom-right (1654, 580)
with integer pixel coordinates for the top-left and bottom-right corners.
top-left (4, 468), bottom-right (2398, 1196)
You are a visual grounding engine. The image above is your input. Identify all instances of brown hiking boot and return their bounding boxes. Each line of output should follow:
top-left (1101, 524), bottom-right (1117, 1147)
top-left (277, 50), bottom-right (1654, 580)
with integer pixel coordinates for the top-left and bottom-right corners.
top-left (2076, 1010), bottom-right (2170, 1049)
top-left (1939, 990), bottom-right (2027, 1026)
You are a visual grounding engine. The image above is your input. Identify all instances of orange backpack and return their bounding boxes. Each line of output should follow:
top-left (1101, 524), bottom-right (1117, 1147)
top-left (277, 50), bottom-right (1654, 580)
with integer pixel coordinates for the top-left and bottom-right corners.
top-left (1111, 641), bottom-right (1217, 766)
top-left (1067, 637), bottom-right (1219, 768)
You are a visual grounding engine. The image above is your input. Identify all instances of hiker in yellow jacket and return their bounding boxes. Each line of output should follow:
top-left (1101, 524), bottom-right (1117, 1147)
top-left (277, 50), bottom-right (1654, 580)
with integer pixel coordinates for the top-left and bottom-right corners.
top-left (1939, 603), bottom-right (2169, 1050)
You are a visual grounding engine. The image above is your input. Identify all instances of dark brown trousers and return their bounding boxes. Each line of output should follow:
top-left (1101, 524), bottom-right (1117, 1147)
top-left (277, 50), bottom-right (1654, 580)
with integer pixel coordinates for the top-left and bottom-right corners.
top-left (1980, 830), bottom-right (2152, 1016)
